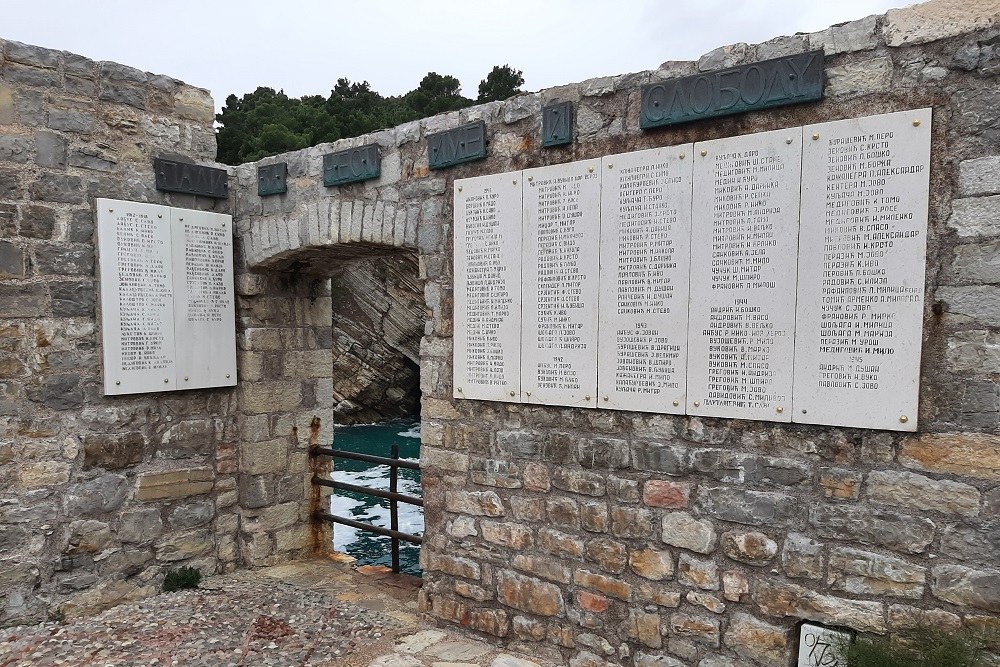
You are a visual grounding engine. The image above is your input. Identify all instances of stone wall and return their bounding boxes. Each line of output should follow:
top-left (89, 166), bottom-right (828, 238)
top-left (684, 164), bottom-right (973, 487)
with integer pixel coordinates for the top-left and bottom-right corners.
top-left (232, 3), bottom-right (1000, 666)
top-left (0, 39), bottom-right (323, 625)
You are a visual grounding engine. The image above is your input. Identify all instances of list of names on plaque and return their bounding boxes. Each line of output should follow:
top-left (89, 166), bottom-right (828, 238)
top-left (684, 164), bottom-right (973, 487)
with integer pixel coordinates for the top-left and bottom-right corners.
top-left (171, 209), bottom-right (237, 390)
top-left (522, 159), bottom-right (601, 408)
top-left (97, 201), bottom-right (176, 394)
top-left (184, 223), bottom-right (229, 323)
top-left (116, 209), bottom-right (173, 373)
top-left (450, 110), bottom-right (932, 432)
top-left (793, 109), bottom-right (931, 431)
top-left (687, 129), bottom-right (802, 422)
top-left (598, 146), bottom-right (693, 413)
top-left (97, 199), bottom-right (236, 395)
top-left (453, 173), bottom-right (522, 402)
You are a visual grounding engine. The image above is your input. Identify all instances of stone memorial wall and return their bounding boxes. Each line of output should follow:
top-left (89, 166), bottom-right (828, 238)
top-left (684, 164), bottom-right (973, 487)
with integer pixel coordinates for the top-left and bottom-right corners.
top-left (95, 198), bottom-right (237, 395)
top-left (229, 4), bottom-right (1000, 664)
top-left (0, 40), bottom-right (327, 626)
top-left (5, 3), bottom-right (1000, 667)
top-left (451, 110), bottom-right (930, 431)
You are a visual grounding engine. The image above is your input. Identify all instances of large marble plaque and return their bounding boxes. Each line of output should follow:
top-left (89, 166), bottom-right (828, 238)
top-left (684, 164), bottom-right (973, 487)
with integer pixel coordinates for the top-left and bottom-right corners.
top-left (171, 208), bottom-right (237, 390)
top-left (454, 172), bottom-right (523, 402)
top-left (598, 145), bottom-right (693, 413)
top-left (793, 109), bottom-right (931, 431)
top-left (687, 129), bottom-right (802, 422)
top-left (522, 159), bottom-right (602, 408)
top-left (97, 199), bottom-right (177, 395)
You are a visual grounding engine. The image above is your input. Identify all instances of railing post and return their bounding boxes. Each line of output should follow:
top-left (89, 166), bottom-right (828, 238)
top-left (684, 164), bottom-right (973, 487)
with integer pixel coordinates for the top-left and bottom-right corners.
top-left (389, 443), bottom-right (400, 574)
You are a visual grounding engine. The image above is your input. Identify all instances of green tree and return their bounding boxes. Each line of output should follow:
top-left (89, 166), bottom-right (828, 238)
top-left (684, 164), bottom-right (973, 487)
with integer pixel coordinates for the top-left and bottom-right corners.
top-left (215, 66), bottom-right (520, 165)
top-left (477, 65), bottom-right (524, 102)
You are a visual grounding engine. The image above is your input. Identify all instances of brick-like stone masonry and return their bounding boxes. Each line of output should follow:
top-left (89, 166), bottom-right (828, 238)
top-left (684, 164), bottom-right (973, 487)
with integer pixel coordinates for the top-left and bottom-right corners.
top-left (229, 3), bottom-right (1000, 666)
top-left (0, 39), bottom-right (327, 624)
top-left (4, 2), bottom-right (1000, 666)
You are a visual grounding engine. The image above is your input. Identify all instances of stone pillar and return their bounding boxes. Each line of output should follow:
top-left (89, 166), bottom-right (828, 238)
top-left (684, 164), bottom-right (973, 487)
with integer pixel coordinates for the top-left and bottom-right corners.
top-left (234, 272), bottom-right (334, 567)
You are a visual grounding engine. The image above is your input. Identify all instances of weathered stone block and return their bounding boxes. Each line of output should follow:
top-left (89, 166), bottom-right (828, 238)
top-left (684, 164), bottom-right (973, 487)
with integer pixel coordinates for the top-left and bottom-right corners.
top-left (819, 467), bottom-right (863, 500)
top-left (630, 548), bottom-right (674, 581)
top-left (18, 461), bottom-right (71, 488)
top-left (721, 531), bottom-right (778, 566)
top-left (538, 528), bottom-right (585, 559)
top-left (574, 569), bottom-right (632, 601)
top-left (239, 381), bottom-right (302, 414)
top-left (168, 500), bottom-right (215, 529)
top-left (900, 433), bottom-right (1000, 480)
top-left (30, 172), bottom-right (84, 203)
top-left (669, 612), bottom-right (720, 647)
top-left (678, 553), bottom-right (720, 590)
top-left (631, 441), bottom-right (688, 475)
top-left (0, 283), bottom-right (49, 317)
top-left (118, 508), bottom-right (163, 544)
top-left (240, 439), bottom-right (288, 475)
top-left (661, 511), bottom-right (717, 554)
top-left (959, 156), bottom-right (1000, 197)
top-left (481, 520), bottom-right (533, 549)
top-left (154, 529), bottom-right (213, 562)
top-left (722, 570), bottom-right (749, 602)
top-left (512, 554), bottom-right (571, 584)
top-left (586, 539), bottom-right (627, 574)
top-left (136, 467), bottom-right (213, 501)
top-left (723, 613), bottom-right (790, 667)
top-left (754, 578), bottom-right (885, 633)
top-left (885, 0), bottom-right (1000, 46)
top-left (809, 15), bottom-right (878, 54)
top-left (446, 490), bottom-right (505, 517)
top-left (610, 506), bottom-right (654, 538)
top-left (67, 519), bottom-right (111, 553)
top-left (782, 533), bottom-right (824, 579)
top-left (865, 469), bottom-right (980, 516)
top-left (580, 501), bottom-right (609, 533)
top-left (83, 432), bottom-right (144, 470)
top-left (828, 546), bottom-right (926, 599)
top-left (552, 468), bottom-right (606, 496)
top-left (697, 487), bottom-right (799, 528)
top-left (64, 474), bottom-right (129, 515)
top-left (643, 480), bottom-right (692, 508)
top-left (498, 570), bottom-right (565, 616)
top-left (546, 497), bottom-right (580, 528)
top-left (809, 504), bottom-right (935, 554)
top-left (948, 195), bottom-right (1000, 238)
top-left (931, 564), bottom-right (1000, 612)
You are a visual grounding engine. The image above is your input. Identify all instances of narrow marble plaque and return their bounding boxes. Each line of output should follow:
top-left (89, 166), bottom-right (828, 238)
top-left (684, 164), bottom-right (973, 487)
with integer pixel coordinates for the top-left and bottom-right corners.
top-left (454, 172), bottom-right (523, 402)
top-left (522, 159), bottom-right (602, 408)
top-left (171, 208), bottom-right (237, 390)
top-left (97, 199), bottom-right (177, 395)
top-left (598, 145), bottom-right (693, 413)
top-left (687, 129), bottom-right (802, 422)
top-left (798, 623), bottom-right (849, 667)
top-left (793, 109), bottom-right (931, 431)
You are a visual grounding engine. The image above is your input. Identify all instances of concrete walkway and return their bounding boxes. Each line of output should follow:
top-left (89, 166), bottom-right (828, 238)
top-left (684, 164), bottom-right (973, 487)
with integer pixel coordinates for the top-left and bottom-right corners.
top-left (0, 557), bottom-right (556, 667)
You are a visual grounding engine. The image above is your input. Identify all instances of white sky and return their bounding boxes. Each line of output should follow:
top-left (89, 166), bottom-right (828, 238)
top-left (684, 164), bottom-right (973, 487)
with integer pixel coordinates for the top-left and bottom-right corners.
top-left (3, 1), bottom-right (906, 111)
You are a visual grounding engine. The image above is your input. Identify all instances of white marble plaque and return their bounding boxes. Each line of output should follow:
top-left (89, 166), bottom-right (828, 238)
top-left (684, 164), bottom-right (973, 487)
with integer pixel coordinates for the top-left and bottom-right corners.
top-left (797, 623), bottom-right (850, 667)
top-left (453, 172), bottom-right (523, 402)
top-left (171, 208), bottom-right (237, 390)
top-left (521, 159), bottom-right (602, 408)
top-left (793, 109), bottom-right (931, 431)
top-left (687, 129), bottom-right (802, 422)
top-left (598, 146), bottom-right (693, 413)
top-left (97, 199), bottom-right (177, 395)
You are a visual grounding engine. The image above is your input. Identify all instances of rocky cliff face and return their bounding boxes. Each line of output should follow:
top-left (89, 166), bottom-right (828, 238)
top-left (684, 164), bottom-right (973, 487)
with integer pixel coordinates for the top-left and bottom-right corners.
top-left (329, 251), bottom-right (424, 424)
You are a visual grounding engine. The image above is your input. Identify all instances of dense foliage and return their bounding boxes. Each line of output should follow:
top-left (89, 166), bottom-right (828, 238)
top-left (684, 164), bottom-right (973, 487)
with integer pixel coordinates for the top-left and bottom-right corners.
top-left (216, 65), bottom-right (525, 165)
top-left (839, 629), bottom-right (992, 667)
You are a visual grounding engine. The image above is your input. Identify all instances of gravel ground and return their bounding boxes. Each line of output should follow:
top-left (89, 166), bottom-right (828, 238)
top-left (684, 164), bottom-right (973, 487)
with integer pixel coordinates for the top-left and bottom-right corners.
top-left (0, 571), bottom-right (399, 667)
top-left (0, 560), bottom-right (556, 667)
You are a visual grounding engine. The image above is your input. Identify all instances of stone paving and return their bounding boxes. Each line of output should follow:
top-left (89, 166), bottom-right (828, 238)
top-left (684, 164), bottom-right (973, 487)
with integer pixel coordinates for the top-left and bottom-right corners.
top-left (0, 557), bottom-right (556, 667)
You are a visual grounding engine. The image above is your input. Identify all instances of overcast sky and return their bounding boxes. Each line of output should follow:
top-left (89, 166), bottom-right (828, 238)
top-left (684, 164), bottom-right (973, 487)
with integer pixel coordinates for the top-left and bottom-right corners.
top-left (3, 1), bottom-right (906, 111)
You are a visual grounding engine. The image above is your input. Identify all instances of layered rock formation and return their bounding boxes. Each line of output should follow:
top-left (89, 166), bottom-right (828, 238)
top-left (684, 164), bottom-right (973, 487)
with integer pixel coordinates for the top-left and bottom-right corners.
top-left (329, 250), bottom-right (424, 424)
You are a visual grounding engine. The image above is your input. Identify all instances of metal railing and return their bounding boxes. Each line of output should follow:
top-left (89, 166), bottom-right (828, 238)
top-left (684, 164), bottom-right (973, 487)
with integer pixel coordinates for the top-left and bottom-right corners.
top-left (311, 443), bottom-right (422, 574)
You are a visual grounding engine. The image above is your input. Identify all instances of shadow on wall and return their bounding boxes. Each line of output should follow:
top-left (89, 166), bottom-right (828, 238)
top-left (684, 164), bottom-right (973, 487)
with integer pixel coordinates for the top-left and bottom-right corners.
top-left (329, 249), bottom-right (424, 424)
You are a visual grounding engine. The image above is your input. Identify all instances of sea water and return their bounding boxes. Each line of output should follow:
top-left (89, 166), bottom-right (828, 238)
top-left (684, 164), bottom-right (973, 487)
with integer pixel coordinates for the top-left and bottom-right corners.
top-left (329, 418), bottom-right (423, 575)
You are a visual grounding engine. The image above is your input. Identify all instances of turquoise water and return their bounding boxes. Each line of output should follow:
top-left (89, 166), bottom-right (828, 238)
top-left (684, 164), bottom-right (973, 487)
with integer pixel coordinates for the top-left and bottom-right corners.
top-left (329, 418), bottom-right (423, 575)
